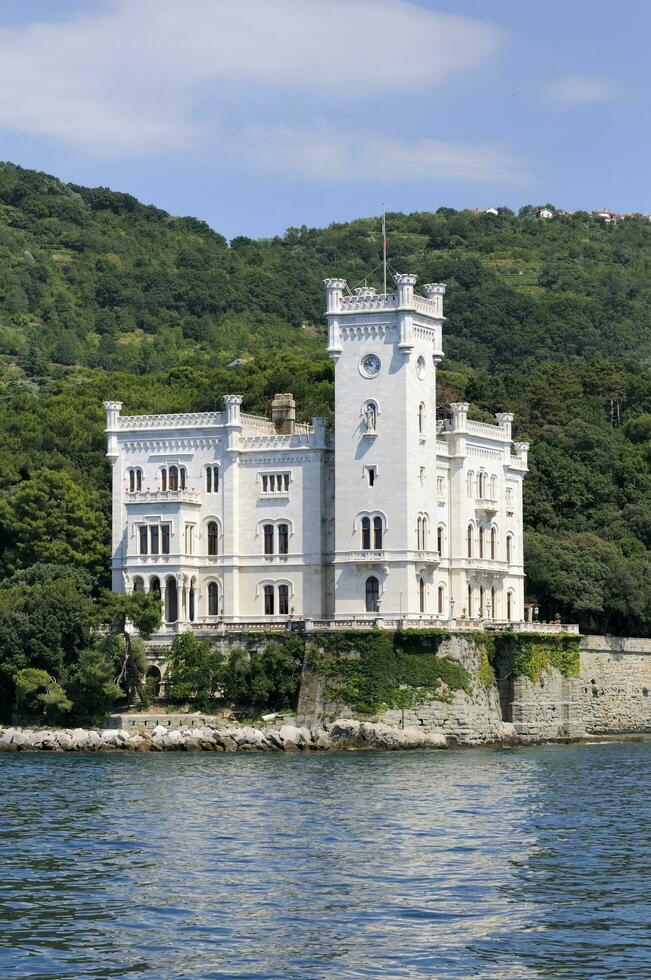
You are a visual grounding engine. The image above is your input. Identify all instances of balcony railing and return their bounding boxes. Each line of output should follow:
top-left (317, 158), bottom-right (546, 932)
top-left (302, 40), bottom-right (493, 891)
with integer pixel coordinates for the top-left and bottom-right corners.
top-left (125, 490), bottom-right (201, 505)
top-left (475, 497), bottom-right (498, 514)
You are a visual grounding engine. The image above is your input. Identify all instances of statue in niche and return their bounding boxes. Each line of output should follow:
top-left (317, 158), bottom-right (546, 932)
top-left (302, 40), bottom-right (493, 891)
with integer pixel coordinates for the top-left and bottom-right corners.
top-left (364, 403), bottom-right (377, 433)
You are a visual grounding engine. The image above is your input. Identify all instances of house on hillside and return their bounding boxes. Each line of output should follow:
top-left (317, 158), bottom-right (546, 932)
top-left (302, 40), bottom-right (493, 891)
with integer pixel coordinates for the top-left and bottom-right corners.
top-left (591, 209), bottom-right (620, 224)
top-left (530, 206), bottom-right (554, 219)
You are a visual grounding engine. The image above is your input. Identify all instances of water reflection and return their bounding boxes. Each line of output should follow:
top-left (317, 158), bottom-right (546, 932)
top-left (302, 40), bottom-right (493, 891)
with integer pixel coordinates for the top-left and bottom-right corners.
top-left (0, 744), bottom-right (650, 978)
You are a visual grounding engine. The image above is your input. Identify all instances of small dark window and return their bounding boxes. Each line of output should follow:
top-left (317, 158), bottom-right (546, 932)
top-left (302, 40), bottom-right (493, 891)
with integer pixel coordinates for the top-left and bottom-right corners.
top-left (139, 526), bottom-right (148, 555)
top-left (467, 584), bottom-right (473, 617)
top-left (373, 516), bottom-right (383, 549)
top-left (479, 527), bottom-right (484, 559)
top-left (507, 536), bottom-right (513, 564)
top-left (278, 584), bottom-right (289, 615)
top-left (438, 585), bottom-right (444, 615)
top-left (213, 467), bottom-right (219, 492)
top-left (264, 524), bottom-right (274, 556)
top-left (161, 524), bottom-right (170, 555)
top-left (491, 528), bottom-right (496, 560)
top-left (150, 577), bottom-right (160, 596)
top-left (206, 467), bottom-right (212, 493)
top-left (278, 524), bottom-right (289, 555)
top-left (179, 468), bottom-right (186, 491)
top-left (365, 576), bottom-right (380, 613)
top-left (419, 577), bottom-right (425, 613)
top-left (133, 576), bottom-right (145, 594)
top-left (161, 469), bottom-right (167, 491)
top-left (264, 584), bottom-right (274, 615)
top-left (437, 526), bottom-right (443, 555)
top-left (189, 584), bottom-right (195, 622)
top-left (169, 466), bottom-right (178, 491)
top-left (361, 516), bottom-right (371, 550)
top-left (129, 470), bottom-right (135, 492)
top-left (368, 467), bottom-right (376, 487)
top-left (150, 525), bottom-right (159, 555)
top-left (467, 524), bottom-right (473, 558)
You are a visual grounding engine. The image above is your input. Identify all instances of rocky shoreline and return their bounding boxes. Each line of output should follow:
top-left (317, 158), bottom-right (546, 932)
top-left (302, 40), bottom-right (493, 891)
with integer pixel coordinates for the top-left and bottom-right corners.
top-left (0, 719), bottom-right (453, 753)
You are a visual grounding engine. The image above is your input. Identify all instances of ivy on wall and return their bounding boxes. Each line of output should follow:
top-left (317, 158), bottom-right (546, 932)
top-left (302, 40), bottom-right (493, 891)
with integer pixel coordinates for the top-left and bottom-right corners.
top-left (492, 633), bottom-right (581, 684)
top-left (308, 629), bottom-right (471, 716)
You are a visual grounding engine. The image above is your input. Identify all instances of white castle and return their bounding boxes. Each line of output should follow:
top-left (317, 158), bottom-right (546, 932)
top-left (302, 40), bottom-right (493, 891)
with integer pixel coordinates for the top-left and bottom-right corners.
top-left (105, 274), bottom-right (528, 630)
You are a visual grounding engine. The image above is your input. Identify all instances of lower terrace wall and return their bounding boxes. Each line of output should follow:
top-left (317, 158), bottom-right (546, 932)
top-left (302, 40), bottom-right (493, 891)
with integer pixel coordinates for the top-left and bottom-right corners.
top-left (144, 630), bottom-right (651, 744)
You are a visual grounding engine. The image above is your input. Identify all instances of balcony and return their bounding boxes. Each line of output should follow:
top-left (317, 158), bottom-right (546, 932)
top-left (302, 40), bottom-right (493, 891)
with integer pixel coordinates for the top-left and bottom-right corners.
top-left (125, 490), bottom-right (201, 506)
top-left (475, 497), bottom-right (498, 515)
top-left (415, 550), bottom-right (439, 565)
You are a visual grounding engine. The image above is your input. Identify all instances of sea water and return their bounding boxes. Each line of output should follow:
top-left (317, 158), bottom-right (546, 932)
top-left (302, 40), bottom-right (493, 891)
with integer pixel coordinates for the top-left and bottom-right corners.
top-left (1, 742), bottom-right (650, 978)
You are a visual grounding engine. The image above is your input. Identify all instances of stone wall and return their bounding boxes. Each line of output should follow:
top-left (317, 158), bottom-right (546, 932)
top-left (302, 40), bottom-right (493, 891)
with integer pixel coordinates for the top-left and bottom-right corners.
top-left (578, 636), bottom-right (651, 733)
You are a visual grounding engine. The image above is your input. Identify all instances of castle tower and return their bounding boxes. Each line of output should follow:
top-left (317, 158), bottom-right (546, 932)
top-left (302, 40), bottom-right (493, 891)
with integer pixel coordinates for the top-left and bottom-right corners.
top-left (325, 274), bottom-right (445, 618)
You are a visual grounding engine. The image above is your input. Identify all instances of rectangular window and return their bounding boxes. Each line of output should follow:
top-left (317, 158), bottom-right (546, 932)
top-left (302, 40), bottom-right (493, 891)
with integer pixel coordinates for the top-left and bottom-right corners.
top-left (139, 525), bottom-right (148, 555)
top-left (260, 472), bottom-right (291, 495)
top-left (150, 526), bottom-right (159, 555)
top-left (367, 466), bottom-right (376, 487)
top-left (161, 524), bottom-right (170, 555)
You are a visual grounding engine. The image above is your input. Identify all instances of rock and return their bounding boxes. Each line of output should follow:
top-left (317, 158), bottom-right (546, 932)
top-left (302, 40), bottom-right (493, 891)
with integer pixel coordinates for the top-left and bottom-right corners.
top-left (327, 719), bottom-right (361, 740)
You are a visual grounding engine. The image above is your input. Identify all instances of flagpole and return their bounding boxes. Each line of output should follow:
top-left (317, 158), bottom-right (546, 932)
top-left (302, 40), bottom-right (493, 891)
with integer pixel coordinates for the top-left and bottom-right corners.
top-left (382, 204), bottom-right (387, 294)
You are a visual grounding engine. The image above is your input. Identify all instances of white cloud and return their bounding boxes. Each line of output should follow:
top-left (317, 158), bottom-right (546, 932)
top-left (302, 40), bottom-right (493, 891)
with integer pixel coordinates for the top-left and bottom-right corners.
top-left (239, 122), bottom-right (527, 183)
top-left (545, 75), bottom-right (620, 106)
top-left (0, 0), bottom-right (504, 156)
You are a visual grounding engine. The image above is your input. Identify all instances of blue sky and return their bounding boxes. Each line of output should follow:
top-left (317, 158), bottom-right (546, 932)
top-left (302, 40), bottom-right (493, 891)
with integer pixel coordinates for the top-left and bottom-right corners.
top-left (0, 0), bottom-right (648, 239)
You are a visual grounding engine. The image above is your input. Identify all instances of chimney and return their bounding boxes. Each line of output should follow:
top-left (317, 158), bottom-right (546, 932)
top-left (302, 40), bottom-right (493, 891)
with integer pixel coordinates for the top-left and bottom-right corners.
top-left (271, 393), bottom-right (296, 435)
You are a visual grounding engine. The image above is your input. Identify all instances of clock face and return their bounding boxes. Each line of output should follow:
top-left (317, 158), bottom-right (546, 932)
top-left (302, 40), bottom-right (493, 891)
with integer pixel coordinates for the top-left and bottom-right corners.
top-left (416, 356), bottom-right (426, 379)
top-left (361, 354), bottom-right (381, 377)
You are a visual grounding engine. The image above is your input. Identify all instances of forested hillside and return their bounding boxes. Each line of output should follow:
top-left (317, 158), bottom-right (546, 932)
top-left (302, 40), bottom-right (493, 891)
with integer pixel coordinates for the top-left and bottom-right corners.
top-left (0, 161), bottom-right (650, 649)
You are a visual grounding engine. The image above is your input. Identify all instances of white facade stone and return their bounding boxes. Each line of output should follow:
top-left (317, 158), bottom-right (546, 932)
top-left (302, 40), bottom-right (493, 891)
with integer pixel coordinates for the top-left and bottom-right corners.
top-left (106, 274), bottom-right (527, 629)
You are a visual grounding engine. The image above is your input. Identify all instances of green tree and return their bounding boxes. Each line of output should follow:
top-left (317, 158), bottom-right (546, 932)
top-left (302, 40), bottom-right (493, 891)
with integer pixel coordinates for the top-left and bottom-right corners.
top-left (165, 632), bottom-right (223, 710)
top-left (98, 591), bottom-right (162, 705)
top-left (14, 667), bottom-right (72, 723)
top-left (66, 647), bottom-right (120, 724)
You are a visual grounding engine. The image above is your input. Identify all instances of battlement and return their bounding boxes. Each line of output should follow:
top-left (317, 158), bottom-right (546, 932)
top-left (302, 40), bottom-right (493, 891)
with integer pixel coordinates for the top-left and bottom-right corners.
top-left (324, 275), bottom-right (446, 319)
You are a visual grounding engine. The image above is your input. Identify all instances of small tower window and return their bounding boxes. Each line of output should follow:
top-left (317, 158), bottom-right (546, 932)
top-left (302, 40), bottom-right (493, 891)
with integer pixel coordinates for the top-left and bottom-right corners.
top-left (491, 527), bottom-right (496, 560)
top-left (419, 577), bottom-right (425, 613)
top-left (467, 524), bottom-right (473, 558)
top-left (438, 585), bottom-right (444, 615)
top-left (507, 535), bottom-right (513, 564)
top-left (418, 402), bottom-right (425, 434)
top-left (437, 526), bottom-right (444, 555)
top-left (479, 527), bottom-right (485, 559)
top-left (467, 584), bottom-right (473, 618)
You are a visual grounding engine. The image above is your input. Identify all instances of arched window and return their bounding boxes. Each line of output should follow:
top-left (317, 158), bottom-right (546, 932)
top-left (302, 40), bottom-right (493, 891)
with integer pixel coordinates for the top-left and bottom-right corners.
top-left (490, 474), bottom-right (497, 500)
top-left (467, 471), bottom-right (474, 497)
top-left (365, 576), bottom-right (380, 613)
top-left (208, 581), bottom-right (219, 616)
top-left (264, 584), bottom-right (274, 615)
top-left (437, 525), bottom-right (444, 556)
top-left (150, 576), bottom-right (160, 596)
top-left (169, 466), bottom-right (178, 491)
top-left (161, 469), bottom-right (167, 491)
top-left (179, 467), bottom-right (186, 491)
top-left (491, 527), bottom-right (496, 560)
top-left (264, 524), bottom-right (274, 555)
top-left (479, 585), bottom-right (484, 618)
top-left (467, 524), bottom-right (473, 558)
top-left (129, 469), bottom-right (141, 492)
top-left (438, 585), bottom-right (444, 615)
top-left (422, 516), bottom-right (428, 550)
top-left (467, 583), bottom-right (473, 618)
top-left (417, 517), bottom-right (422, 550)
top-left (507, 591), bottom-right (513, 621)
top-left (165, 577), bottom-right (178, 623)
top-left (133, 576), bottom-right (145, 594)
top-left (278, 524), bottom-right (289, 555)
top-left (278, 584), bottom-right (289, 615)
top-left (418, 402), bottom-right (425, 434)
top-left (361, 516), bottom-right (371, 550)
top-left (490, 586), bottom-right (495, 620)
top-left (419, 577), bottom-right (425, 613)
top-left (207, 521), bottom-right (219, 556)
top-left (189, 582), bottom-right (195, 622)
top-left (373, 516), bottom-right (383, 549)
top-left (206, 466), bottom-right (219, 493)
top-left (506, 534), bottom-right (513, 564)
top-left (479, 527), bottom-right (485, 559)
